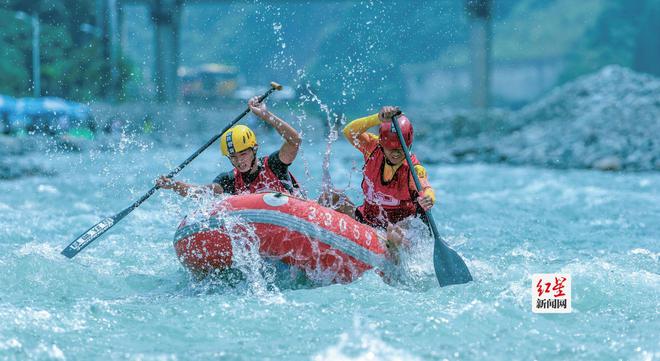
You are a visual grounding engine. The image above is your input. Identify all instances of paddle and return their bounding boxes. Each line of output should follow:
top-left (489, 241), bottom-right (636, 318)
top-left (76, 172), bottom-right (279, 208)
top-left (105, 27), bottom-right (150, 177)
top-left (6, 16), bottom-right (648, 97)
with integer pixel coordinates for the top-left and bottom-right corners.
top-left (61, 82), bottom-right (283, 258)
top-left (391, 113), bottom-right (473, 287)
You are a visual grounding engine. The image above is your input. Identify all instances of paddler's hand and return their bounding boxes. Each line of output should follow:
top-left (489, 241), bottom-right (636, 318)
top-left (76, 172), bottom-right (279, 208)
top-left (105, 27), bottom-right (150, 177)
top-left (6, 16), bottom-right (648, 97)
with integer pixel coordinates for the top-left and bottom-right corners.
top-left (385, 223), bottom-right (408, 250)
top-left (156, 175), bottom-right (175, 189)
top-left (248, 96), bottom-right (269, 119)
top-left (417, 189), bottom-right (435, 211)
top-left (378, 105), bottom-right (400, 122)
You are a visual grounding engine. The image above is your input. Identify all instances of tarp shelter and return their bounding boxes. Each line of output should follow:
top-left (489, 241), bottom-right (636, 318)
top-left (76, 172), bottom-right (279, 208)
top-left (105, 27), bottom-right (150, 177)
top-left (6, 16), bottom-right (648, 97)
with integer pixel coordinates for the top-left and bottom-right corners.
top-left (0, 95), bottom-right (17, 134)
top-left (10, 97), bottom-right (93, 134)
top-left (0, 95), bottom-right (16, 112)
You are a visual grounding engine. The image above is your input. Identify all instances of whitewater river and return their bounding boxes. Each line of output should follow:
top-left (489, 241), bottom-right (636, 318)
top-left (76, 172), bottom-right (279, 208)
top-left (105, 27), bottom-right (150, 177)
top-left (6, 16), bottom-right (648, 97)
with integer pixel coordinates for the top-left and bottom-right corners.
top-left (0, 125), bottom-right (658, 360)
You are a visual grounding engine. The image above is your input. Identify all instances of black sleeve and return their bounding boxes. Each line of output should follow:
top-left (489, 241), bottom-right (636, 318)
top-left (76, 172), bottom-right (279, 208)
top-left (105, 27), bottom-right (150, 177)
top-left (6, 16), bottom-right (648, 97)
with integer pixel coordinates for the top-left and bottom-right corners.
top-left (212, 171), bottom-right (236, 195)
top-left (267, 150), bottom-right (290, 181)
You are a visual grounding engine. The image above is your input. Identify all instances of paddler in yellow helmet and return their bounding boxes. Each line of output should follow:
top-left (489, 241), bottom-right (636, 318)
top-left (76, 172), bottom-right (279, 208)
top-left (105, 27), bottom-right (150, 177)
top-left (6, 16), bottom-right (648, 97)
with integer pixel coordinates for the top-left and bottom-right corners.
top-left (156, 96), bottom-right (302, 196)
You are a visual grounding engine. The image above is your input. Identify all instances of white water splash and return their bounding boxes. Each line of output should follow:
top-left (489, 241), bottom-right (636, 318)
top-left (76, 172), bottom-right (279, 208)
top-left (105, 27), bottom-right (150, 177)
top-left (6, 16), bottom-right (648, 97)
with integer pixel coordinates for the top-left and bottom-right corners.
top-left (37, 184), bottom-right (59, 194)
top-left (15, 242), bottom-right (61, 260)
top-left (312, 316), bottom-right (421, 361)
top-left (629, 248), bottom-right (659, 262)
top-left (0, 338), bottom-right (22, 351)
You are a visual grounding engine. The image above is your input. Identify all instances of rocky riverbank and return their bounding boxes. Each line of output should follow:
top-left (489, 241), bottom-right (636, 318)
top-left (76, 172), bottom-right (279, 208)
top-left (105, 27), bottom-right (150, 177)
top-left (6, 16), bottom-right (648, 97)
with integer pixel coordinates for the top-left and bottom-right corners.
top-left (414, 65), bottom-right (660, 171)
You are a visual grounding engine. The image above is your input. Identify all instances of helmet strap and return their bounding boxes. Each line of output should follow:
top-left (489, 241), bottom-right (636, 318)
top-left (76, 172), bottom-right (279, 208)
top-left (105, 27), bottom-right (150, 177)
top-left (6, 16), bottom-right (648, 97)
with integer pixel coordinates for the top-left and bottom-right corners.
top-left (247, 147), bottom-right (259, 174)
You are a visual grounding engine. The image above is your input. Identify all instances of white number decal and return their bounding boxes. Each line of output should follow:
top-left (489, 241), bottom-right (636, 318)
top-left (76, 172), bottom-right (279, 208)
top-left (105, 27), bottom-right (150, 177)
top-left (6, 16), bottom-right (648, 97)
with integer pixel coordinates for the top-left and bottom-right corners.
top-left (324, 212), bottom-right (333, 227)
top-left (353, 225), bottom-right (360, 239)
top-left (339, 218), bottom-right (347, 232)
top-left (308, 206), bottom-right (317, 221)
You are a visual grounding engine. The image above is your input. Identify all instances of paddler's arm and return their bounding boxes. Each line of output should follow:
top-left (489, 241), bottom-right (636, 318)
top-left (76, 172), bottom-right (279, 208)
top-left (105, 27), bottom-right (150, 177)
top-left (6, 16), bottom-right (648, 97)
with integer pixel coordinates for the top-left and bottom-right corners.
top-left (156, 176), bottom-right (224, 197)
top-left (248, 96), bottom-right (301, 165)
top-left (411, 164), bottom-right (436, 211)
top-left (342, 113), bottom-right (381, 154)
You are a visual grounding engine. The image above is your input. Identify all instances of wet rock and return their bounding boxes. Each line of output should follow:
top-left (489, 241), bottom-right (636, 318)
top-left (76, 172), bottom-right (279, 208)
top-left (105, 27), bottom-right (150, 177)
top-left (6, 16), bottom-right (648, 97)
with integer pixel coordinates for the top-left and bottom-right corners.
top-left (593, 156), bottom-right (622, 171)
top-left (0, 157), bottom-right (55, 180)
top-left (0, 136), bottom-right (56, 179)
top-left (0, 135), bottom-right (28, 156)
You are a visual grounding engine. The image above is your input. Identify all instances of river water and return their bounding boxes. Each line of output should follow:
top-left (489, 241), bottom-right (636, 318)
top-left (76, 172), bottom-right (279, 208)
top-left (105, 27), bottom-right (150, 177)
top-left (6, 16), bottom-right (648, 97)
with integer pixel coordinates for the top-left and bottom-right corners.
top-left (0, 123), bottom-right (658, 360)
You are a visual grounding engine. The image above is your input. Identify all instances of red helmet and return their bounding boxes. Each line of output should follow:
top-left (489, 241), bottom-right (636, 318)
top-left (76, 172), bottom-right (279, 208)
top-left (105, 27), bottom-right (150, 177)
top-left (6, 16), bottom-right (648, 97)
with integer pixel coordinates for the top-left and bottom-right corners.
top-left (379, 115), bottom-right (414, 149)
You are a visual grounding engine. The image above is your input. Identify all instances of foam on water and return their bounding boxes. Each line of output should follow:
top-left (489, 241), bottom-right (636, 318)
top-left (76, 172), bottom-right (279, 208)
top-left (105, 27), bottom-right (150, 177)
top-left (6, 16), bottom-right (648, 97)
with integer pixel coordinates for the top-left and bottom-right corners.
top-left (0, 133), bottom-right (658, 360)
top-left (313, 316), bottom-right (422, 361)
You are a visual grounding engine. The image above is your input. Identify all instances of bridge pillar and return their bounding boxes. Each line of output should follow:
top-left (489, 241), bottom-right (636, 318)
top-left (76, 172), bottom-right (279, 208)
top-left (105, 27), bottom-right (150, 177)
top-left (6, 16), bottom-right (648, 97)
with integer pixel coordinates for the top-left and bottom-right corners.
top-left (96, 0), bottom-right (124, 102)
top-left (466, 0), bottom-right (492, 109)
top-left (150, 0), bottom-right (182, 103)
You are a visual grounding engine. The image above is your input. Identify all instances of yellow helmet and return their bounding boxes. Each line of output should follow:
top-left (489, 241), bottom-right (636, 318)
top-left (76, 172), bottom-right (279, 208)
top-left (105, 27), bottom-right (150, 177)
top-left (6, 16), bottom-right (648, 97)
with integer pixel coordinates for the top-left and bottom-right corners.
top-left (220, 125), bottom-right (257, 156)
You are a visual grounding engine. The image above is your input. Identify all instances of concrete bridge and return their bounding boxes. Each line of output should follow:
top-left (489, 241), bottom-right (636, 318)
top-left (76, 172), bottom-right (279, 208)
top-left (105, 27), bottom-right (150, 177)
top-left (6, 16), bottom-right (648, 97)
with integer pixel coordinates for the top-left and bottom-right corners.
top-left (100, 0), bottom-right (321, 103)
top-left (97, 0), bottom-right (492, 106)
top-left (97, 0), bottom-right (184, 103)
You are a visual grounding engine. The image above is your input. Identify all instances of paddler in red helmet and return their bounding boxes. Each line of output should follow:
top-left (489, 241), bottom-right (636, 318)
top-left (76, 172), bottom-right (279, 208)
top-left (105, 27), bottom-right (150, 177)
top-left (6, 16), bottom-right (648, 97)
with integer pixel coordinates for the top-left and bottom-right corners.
top-left (321, 105), bottom-right (435, 251)
top-left (156, 96), bottom-right (302, 197)
top-left (351, 105), bottom-right (435, 227)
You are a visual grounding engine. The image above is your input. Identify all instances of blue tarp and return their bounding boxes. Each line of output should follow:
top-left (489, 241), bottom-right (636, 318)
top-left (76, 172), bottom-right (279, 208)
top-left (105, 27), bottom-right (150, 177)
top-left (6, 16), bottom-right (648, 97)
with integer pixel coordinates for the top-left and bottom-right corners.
top-left (2, 96), bottom-right (93, 134)
top-left (16, 97), bottom-right (73, 116)
top-left (1, 95), bottom-right (17, 134)
top-left (0, 95), bottom-right (16, 112)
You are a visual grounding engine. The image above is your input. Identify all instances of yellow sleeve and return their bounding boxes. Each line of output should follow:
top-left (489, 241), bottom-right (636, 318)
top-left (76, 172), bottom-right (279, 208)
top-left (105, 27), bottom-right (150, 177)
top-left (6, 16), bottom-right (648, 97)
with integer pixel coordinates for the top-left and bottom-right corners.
top-left (411, 164), bottom-right (436, 204)
top-left (342, 114), bottom-right (381, 154)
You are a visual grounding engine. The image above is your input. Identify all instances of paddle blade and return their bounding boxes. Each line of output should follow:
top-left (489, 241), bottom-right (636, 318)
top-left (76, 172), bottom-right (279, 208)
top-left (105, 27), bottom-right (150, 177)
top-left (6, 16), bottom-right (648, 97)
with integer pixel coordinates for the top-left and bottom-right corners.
top-left (61, 217), bottom-right (115, 258)
top-left (433, 237), bottom-right (473, 287)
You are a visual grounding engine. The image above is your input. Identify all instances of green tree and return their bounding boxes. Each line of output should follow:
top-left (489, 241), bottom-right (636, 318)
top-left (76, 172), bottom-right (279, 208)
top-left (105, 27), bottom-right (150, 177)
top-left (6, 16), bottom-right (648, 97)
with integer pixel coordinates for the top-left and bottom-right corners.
top-left (0, 9), bottom-right (30, 94)
top-left (0, 0), bottom-right (133, 100)
top-left (562, 0), bottom-right (660, 81)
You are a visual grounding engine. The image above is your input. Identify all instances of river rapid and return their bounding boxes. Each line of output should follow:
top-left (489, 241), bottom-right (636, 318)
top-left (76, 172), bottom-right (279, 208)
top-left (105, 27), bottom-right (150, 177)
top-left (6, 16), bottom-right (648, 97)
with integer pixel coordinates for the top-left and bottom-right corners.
top-left (0, 121), bottom-right (658, 360)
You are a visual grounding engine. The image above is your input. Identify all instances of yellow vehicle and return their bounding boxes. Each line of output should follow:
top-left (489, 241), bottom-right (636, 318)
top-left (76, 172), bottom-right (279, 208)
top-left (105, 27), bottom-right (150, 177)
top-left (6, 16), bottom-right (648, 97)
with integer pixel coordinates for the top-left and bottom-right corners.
top-left (178, 63), bottom-right (239, 101)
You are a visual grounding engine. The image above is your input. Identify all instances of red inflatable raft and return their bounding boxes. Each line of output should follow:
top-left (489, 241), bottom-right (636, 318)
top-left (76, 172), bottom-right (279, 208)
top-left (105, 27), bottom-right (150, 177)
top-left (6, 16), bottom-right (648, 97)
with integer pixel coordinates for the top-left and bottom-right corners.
top-left (173, 192), bottom-right (396, 284)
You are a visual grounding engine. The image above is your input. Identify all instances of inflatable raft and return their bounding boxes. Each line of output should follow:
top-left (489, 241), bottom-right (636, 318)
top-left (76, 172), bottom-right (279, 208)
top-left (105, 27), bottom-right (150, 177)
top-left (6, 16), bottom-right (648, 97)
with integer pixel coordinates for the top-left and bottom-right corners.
top-left (173, 192), bottom-right (396, 284)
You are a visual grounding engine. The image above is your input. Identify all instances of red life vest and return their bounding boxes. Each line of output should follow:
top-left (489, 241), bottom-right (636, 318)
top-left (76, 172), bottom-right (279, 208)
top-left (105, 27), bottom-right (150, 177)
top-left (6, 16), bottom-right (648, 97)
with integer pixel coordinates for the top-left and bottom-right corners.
top-left (233, 156), bottom-right (298, 195)
top-left (357, 145), bottom-right (421, 228)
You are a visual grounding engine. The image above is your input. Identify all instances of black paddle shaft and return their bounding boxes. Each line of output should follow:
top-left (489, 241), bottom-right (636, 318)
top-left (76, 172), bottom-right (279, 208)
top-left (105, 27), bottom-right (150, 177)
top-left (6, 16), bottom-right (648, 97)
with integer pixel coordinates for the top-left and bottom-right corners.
top-left (391, 113), bottom-right (473, 286)
top-left (61, 83), bottom-right (282, 258)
